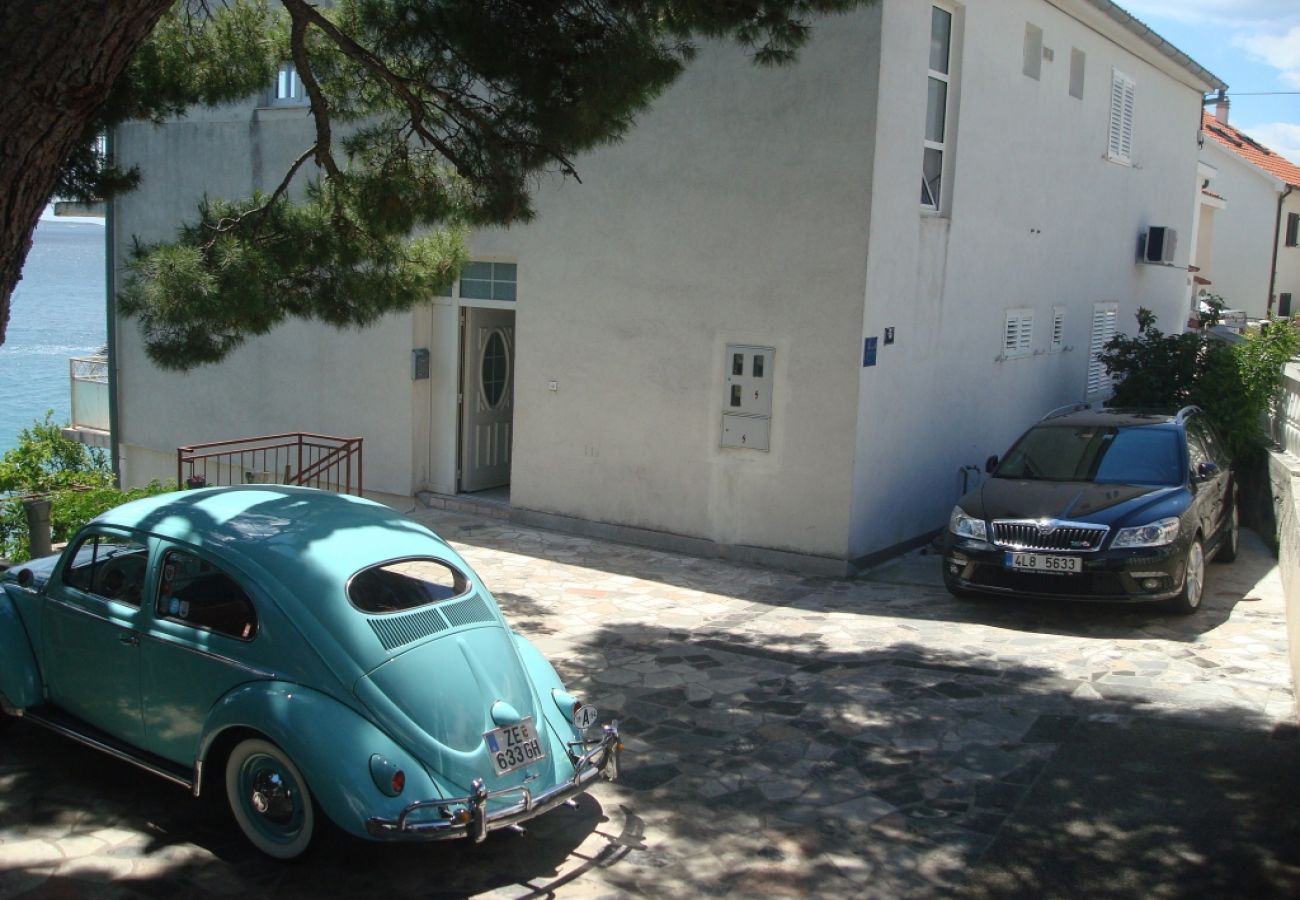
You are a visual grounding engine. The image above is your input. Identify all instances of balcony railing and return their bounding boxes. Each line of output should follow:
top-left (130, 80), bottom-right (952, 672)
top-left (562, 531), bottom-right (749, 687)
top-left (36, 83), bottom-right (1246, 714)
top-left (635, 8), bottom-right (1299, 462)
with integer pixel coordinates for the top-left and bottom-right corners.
top-left (177, 433), bottom-right (363, 496)
top-left (69, 356), bottom-right (110, 432)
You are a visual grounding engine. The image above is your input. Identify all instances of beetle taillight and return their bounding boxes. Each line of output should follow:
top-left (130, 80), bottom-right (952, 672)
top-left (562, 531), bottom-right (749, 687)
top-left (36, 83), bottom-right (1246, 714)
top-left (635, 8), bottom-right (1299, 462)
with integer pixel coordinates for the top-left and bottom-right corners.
top-left (392, 770), bottom-right (406, 794)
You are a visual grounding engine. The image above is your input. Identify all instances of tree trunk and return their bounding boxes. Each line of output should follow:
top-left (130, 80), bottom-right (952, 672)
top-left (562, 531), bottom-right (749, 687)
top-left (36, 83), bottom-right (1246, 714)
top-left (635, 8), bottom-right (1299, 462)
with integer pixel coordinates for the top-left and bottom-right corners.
top-left (0, 0), bottom-right (173, 345)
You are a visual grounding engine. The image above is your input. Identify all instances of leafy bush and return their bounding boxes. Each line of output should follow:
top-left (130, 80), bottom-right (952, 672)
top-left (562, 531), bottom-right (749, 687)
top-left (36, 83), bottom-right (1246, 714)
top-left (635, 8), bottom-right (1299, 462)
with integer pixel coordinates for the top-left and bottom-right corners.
top-left (0, 411), bottom-right (113, 494)
top-left (1098, 309), bottom-right (1300, 461)
top-left (1, 482), bottom-right (172, 563)
top-left (0, 413), bottom-right (173, 563)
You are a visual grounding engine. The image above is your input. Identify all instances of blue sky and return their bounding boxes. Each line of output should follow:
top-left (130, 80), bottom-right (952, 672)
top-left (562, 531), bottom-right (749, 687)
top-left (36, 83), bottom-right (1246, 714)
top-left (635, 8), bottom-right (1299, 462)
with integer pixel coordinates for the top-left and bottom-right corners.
top-left (1119, 0), bottom-right (1300, 163)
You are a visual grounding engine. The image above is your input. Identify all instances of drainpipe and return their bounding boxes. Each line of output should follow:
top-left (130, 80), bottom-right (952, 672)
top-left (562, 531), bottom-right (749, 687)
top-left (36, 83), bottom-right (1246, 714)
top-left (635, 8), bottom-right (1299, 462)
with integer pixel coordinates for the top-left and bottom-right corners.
top-left (1268, 185), bottom-right (1294, 318)
top-left (104, 126), bottom-right (121, 487)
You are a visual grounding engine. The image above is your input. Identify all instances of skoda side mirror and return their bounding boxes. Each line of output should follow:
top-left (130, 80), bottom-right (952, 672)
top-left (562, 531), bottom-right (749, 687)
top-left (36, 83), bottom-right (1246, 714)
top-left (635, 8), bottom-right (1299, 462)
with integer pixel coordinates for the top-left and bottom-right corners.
top-left (985, 455), bottom-right (999, 474)
top-left (1196, 460), bottom-right (1220, 480)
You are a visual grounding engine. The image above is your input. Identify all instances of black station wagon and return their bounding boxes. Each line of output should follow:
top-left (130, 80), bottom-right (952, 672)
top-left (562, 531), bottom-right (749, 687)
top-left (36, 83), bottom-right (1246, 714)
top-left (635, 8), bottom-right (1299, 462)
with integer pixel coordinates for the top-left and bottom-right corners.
top-left (943, 406), bottom-right (1237, 614)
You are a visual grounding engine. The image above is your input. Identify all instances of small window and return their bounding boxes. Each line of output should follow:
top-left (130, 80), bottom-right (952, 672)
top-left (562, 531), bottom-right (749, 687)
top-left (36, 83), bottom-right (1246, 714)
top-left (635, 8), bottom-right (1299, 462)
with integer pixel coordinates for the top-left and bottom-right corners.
top-left (1069, 48), bottom-right (1086, 99)
top-left (269, 62), bottom-right (309, 107)
top-left (1023, 24), bottom-right (1043, 80)
top-left (1280, 292), bottom-right (1293, 317)
top-left (1286, 213), bottom-right (1299, 248)
top-left (63, 533), bottom-right (149, 606)
top-left (350, 559), bottom-right (471, 614)
top-left (459, 261), bottom-right (517, 301)
top-left (156, 550), bottom-right (258, 640)
top-left (1003, 308), bottom-right (1034, 359)
top-left (752, 354), bottom-right (765, 378)
top-left (922, 4), bottom-right (955, 211)
top-left (1107, 70), bottom-right (1136, 164)
top-left (1050, 307), bottom-right (1065, 352)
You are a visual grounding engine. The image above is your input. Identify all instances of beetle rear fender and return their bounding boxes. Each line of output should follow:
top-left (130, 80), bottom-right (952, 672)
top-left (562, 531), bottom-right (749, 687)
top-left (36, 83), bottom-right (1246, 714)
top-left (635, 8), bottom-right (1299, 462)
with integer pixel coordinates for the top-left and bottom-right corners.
top-left (0, 586), bottom-right (41, 709)
top-left (199, 681), bottom-right (445, 839)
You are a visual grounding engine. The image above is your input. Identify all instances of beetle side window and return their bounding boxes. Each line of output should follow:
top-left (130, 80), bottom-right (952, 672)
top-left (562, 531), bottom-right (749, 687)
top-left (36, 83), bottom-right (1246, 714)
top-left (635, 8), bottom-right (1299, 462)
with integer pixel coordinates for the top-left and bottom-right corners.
top-left (62, 534), bottom-right (149, 607)
top-left (156, 550), bottom-right (258, 641)
top-left (349, 559), bottom-right (470, 613)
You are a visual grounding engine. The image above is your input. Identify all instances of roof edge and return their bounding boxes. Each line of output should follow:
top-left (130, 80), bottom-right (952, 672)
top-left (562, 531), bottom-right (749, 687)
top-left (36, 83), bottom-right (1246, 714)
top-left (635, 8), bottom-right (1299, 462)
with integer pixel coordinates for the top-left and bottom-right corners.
top-left (1047, 0), bottom-right (1227, 94)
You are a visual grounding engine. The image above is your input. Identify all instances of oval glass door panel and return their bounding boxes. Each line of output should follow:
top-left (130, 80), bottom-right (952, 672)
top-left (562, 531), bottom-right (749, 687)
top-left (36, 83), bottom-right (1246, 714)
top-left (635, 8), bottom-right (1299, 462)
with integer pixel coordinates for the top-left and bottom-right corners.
top-left (481, 331), bottom-right (509, 409)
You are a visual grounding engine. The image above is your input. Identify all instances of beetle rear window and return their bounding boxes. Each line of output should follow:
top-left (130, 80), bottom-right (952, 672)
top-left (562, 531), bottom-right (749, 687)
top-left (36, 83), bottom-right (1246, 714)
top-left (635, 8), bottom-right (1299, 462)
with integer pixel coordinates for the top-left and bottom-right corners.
top-left (349, 559), bottom-right (470, 613)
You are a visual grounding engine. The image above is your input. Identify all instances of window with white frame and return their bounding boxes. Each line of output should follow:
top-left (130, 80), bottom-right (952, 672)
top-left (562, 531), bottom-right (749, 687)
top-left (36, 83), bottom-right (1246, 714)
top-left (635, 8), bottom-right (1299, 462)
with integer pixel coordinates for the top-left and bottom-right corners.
top-left (1107, 70), bottom-right (1135, 164)
top-left (1087, 302), bottom-right (1118, 396)
top-left (1050, 307), bottom-right (1065, 352)
top-left (921, 5), bottom-right (955, 211)
top-left (1003, 308), bottom-right (1034, 359)
top-left (270, 62), bottom-right (308, 106)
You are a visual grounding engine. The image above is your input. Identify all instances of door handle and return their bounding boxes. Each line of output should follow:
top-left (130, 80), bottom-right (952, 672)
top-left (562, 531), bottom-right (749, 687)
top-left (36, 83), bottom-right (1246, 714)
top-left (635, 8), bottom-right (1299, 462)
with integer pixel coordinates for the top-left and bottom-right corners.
top-left (118, 633), bottom-right (139, 646)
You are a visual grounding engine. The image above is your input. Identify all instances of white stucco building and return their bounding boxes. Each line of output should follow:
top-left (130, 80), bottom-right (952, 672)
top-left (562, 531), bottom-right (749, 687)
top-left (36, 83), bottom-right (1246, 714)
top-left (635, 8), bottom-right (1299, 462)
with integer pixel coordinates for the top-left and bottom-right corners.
top-left (1194, 101), bottom-right (1300, 320)
top-left (106, 0), bottom-right (1225, 573)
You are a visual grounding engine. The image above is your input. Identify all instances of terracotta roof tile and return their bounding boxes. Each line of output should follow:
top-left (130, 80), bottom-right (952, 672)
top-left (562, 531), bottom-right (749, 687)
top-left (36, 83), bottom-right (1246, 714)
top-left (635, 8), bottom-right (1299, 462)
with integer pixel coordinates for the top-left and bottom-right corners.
top-left (1202, 111), bottom-right (1300, 188)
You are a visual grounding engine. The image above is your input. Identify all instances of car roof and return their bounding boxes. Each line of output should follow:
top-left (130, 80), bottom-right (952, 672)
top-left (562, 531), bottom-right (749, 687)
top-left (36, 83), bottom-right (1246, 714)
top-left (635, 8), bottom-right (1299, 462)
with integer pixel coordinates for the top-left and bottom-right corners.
top-left (92, 485), bottom-right (452, 585)
top-left (1035, 407), bottom-right (1188, 429)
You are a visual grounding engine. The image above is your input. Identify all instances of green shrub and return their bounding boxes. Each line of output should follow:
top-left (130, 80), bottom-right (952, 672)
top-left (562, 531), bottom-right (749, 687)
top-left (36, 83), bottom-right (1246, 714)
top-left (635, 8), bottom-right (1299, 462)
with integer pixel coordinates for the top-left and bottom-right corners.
top-left (0, 413), bottom-right (173, 563)
top-left (1, 482), bottom-right (172, 563)
top-left (0, 412), bottom-right (112, 494)
top-left (1098, 309), bottom-right (1300, 461)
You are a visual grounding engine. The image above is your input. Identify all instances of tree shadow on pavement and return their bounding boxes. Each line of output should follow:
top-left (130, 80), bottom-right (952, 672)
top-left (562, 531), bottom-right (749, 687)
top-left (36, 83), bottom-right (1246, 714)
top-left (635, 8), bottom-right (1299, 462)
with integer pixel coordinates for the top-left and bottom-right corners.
top-left (548, 624), bottom-right (1300, 898)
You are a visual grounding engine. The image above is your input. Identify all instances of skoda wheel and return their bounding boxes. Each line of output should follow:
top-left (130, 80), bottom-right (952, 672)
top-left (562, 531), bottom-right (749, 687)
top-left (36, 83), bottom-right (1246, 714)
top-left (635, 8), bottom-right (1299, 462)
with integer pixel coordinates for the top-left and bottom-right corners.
top-left (1167, 538), bottom-right (1205, 615)
top-left (225, 738), bottom-right (315, 859)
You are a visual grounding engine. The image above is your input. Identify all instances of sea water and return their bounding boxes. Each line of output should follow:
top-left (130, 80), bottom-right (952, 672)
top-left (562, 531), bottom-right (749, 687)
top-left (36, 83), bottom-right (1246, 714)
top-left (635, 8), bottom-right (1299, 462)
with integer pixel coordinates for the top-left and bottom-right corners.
top-left (0, 217), bottom-right (107, 455)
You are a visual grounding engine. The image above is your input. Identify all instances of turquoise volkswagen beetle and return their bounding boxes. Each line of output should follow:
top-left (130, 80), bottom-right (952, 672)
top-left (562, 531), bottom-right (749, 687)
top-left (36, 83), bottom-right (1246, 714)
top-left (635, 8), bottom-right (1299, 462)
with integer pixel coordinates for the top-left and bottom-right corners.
top-left (0, 486), bottom-right (621, 858)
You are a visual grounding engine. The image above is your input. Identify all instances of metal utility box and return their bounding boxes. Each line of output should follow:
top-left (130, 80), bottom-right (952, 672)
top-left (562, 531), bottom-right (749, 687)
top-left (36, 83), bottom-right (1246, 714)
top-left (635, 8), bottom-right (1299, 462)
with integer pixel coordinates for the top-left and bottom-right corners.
top-left (722, 344), bottom-right (774, 450)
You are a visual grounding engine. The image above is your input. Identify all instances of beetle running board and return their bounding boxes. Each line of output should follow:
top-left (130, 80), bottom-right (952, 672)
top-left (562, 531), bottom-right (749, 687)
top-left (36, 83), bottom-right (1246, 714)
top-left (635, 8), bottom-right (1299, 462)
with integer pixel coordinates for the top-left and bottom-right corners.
top-left (19, 706), bottom-right (194, 791)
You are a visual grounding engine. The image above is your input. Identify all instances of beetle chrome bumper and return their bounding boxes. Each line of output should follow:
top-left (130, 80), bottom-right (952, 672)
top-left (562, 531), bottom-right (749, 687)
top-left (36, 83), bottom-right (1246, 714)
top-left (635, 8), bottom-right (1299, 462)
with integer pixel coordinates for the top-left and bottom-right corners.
top-left (365, 721), bottom-right (622, 842)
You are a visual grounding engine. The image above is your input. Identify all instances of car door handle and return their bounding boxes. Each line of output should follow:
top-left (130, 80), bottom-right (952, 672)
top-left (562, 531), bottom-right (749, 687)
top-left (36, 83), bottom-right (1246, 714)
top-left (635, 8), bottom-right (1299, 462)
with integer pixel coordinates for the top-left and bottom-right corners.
top-left (118, 633), bottom-right (139, 646)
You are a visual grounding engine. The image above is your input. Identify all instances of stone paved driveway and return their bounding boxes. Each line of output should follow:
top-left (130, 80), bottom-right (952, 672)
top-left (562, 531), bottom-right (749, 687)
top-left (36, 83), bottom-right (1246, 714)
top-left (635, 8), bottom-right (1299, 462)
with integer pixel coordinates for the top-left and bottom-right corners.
top-left (1, 508), bottom-right (1297, 898)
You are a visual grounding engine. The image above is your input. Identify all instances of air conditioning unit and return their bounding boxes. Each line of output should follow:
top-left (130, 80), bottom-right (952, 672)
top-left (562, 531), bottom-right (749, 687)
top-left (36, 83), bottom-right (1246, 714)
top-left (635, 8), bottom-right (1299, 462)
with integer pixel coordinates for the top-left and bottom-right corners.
top-left (1142, 226), bottom-right (1177, 264)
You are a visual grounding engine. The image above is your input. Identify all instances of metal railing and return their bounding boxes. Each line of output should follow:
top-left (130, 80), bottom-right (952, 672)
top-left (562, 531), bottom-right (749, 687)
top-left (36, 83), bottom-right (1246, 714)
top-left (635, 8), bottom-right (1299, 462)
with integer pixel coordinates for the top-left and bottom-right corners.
top-left (69, 356), bottom-right (109, 432)
top-left (177, 433), bottom-right (363, 496)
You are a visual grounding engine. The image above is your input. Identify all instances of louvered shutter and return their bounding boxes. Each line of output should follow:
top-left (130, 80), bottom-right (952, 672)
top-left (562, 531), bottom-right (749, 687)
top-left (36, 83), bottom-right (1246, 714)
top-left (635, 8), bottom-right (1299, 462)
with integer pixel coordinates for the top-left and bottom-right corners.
top-left (1087, 303), bottom-right (1118, 396)
top-left (1051, 307), bottom-right (1065, 352)
top-left (1108, 71), bottom-right (1135, 163)
top-left (1004, 309), bottom-right (1033, 358)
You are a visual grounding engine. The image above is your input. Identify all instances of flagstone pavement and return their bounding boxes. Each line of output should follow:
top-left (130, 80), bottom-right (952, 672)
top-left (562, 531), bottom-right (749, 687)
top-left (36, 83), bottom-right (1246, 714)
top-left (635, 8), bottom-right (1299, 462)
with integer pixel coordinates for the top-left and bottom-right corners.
top-left (1, 506), bottom-right (1297, 898)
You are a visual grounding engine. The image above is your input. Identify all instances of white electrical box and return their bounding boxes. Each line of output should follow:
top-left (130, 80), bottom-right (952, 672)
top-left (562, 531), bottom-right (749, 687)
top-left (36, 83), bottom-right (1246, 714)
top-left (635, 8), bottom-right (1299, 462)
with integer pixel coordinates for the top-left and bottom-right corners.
top-left (722, 344), bottom-right (774, 450)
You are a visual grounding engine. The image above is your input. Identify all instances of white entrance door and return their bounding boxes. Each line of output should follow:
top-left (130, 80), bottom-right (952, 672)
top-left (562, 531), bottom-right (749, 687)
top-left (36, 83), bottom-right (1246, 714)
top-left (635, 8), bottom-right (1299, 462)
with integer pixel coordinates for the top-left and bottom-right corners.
top-left (460, 307), bottom-right (515, 492)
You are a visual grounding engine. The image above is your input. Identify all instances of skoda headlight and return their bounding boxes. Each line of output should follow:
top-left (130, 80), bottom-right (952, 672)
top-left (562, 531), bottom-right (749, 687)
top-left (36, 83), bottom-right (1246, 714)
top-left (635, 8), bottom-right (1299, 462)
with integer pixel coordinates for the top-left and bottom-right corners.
top-left (1111, 517), bottom-right (1180, 548)
top-left (948, 506), bottom-right (988, 542)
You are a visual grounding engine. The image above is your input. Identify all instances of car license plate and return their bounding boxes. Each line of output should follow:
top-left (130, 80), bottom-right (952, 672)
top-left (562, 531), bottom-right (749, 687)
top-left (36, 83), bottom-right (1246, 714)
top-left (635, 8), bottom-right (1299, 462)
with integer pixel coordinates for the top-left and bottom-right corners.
top-left (1006, 552), bottom-right (1081, 574)
top-left (483, 717), bottom-right (546, 776)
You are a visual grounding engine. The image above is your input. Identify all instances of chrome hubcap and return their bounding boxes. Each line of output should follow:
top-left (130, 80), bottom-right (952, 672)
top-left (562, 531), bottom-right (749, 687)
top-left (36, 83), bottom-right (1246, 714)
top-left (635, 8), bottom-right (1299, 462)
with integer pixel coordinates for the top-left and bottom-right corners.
top-left (250, 770), bottom-right (295, 824)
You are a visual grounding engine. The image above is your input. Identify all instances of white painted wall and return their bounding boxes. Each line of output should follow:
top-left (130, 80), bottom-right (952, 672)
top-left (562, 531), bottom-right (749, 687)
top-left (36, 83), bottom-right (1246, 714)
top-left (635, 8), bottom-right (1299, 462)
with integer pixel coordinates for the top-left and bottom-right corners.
top-left (1197, 141), bottom-right (1283, 318)
top-left (463, 9), bottom-right (883, 560)
top-left (847, 0), bottom-right (1211, 559)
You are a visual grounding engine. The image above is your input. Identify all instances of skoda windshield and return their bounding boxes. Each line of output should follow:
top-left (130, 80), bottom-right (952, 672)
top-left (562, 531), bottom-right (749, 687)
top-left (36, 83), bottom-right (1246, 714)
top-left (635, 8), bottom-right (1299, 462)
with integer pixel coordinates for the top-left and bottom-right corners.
top-left (995, 424), bottom-right (1182, 486)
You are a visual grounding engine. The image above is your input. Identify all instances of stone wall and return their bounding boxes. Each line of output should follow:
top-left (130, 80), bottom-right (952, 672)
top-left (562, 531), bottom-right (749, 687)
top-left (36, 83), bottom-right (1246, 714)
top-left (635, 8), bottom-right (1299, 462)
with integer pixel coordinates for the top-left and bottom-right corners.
top-left (1269, 448), bottom-right (1300, 718)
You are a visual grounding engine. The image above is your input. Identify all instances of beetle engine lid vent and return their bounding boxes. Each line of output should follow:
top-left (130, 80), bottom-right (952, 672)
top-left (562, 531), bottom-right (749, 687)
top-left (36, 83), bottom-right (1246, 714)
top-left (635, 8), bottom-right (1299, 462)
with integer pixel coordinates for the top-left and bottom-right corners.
top-left (441, 595), bottom-right (493, 628)
top-left (369, 606), bottom-right (449, 651)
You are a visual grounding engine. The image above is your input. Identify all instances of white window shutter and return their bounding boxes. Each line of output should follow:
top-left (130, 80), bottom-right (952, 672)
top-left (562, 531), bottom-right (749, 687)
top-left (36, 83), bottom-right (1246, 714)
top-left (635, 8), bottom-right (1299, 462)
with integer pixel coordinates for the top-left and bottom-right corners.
top-left (1004, 309), bottom-right (1033, 358)
top-left (1087, 303), bottom-right (1118, 395)
top-left (1108, 71), bottom-right (1135, 163)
